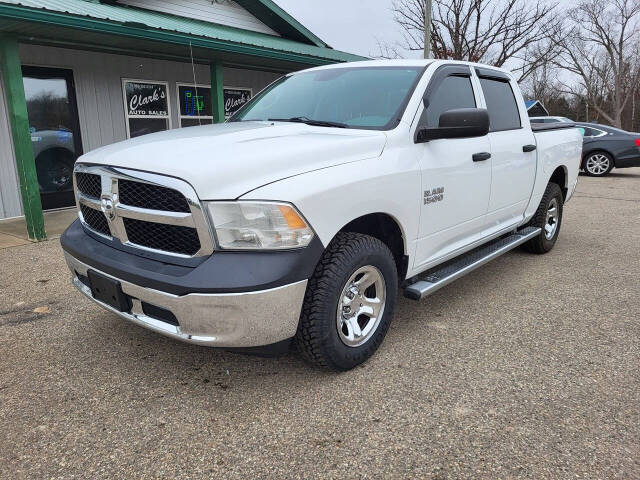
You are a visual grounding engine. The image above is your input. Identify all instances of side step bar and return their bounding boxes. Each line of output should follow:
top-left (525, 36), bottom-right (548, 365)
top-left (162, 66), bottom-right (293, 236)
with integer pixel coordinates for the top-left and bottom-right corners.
top-left (404, 227), bottom-right (541, 301)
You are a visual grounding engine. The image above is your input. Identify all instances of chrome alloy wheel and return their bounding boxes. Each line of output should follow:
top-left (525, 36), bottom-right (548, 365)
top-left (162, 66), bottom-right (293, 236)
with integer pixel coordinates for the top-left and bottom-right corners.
top-left (585, 154), bottom-right (610, 175)
top-left (336, 265), bottom-right (386, 347)
top-left (545, 198), bottom-right (559, 240)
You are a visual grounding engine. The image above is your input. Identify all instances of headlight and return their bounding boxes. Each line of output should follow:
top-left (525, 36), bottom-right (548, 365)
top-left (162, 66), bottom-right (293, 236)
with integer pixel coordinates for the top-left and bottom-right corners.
top-left (206, 201), bottom-right (314, 250)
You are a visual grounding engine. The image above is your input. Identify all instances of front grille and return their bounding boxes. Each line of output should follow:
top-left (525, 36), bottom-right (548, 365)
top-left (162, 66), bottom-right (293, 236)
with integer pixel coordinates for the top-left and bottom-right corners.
top-left (76, 172), bottom-right (102, 198)
top-left (80, 204), bottom-right (110, 236)
top-left (74, 165), bottom-right (212, 258)
top-left (123, 218), bottom-right (200, 256)
top-left (118, 179), bottom-right (190, 212)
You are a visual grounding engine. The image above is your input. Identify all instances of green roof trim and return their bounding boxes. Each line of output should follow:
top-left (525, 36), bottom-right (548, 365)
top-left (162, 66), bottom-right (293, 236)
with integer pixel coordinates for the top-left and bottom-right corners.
top-left (0, 0), bottom-right (366, 65)
top-left (235, 0), bottom-right (328, 48)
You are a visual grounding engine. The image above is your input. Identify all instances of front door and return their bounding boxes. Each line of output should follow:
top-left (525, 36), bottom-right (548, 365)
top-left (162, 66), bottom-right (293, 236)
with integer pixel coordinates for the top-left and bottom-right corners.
top-left (22, 66), bottom-right (83, 210)
top-left (412, 66), bottom-right (492, 269)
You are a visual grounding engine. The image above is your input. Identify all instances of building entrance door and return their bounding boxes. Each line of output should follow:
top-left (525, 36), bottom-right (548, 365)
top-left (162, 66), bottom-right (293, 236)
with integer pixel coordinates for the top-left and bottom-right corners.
top-left (22, 66), bottom-right (83, 210)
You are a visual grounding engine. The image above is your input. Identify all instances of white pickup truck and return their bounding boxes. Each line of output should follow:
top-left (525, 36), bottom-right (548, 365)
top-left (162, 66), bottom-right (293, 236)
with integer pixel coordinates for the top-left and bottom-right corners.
top-left (61, 60), bottom-right (581, 370)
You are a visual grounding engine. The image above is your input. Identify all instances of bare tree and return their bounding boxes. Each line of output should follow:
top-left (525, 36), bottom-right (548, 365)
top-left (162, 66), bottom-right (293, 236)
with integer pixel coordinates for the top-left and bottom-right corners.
top-left (555, 0), bottom-right (640, 128)
top-left (390, 0), bottom-right (560, 81)
top-left (522, 61), bottom-right (559, 104)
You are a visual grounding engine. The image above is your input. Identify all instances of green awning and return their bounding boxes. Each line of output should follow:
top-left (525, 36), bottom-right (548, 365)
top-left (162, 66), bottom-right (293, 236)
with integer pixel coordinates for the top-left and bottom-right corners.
top-left (0, 0), bottom-right (366, 71)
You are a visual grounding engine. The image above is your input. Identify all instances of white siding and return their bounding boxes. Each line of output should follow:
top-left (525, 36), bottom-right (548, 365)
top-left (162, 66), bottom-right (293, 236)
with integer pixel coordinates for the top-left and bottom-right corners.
top-left (118, 0), bottom-right (280, 36)
top-left (0, 70), bottom-right (23, 219)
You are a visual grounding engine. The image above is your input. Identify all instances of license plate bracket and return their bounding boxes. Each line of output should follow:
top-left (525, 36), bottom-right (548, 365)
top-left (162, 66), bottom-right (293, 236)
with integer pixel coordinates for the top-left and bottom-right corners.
top-left (87, 270), bottom-right (131, 312)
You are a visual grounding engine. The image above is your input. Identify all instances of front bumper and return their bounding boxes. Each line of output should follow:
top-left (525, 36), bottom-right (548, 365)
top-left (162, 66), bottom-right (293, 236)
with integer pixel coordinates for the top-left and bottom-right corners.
top-left (65, 252), bottom-right (307, 348)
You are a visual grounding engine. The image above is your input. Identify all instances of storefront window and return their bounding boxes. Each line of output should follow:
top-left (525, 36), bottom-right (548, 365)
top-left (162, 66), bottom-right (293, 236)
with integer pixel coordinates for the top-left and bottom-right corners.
top-left (177, 84), bottom-right (253, 126)
top-left (122, 79), bottom-right (170, 138)
top-left (23, 66), bottom-right (83, 210)
top-left (177, 83), bottom-right (213, 127)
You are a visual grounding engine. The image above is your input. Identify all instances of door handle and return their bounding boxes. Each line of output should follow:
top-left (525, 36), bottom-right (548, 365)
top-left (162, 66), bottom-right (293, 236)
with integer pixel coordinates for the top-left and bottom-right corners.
top-left (523, 144), bottom-right (537, 152)
top-left (472, 152), bottom-right (491, 162)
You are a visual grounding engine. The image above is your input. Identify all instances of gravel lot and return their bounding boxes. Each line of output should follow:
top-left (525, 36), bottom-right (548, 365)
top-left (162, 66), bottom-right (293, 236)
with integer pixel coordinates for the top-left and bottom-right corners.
top-left (1, 169), bottom-right (639, 479)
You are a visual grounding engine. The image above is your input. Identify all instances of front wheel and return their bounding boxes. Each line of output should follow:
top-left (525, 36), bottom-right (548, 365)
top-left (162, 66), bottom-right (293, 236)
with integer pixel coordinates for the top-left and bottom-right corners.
top-left (522, 182), bottom-right (564, 254)
top-left (583, 152), bottom-right (614, 177)
top-left (295, 232), bottom-right (398, 371)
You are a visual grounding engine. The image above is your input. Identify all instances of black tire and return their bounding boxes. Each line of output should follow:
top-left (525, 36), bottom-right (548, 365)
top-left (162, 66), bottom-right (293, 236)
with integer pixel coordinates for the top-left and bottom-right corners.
top-left (36, 148), bottom-right (75, 192)
top-left (582, 151), bottom-right (614, 177)
top-left (522, 182), bottom-right (564, 254)
top-left (295, 232), bottom-right (398, 371)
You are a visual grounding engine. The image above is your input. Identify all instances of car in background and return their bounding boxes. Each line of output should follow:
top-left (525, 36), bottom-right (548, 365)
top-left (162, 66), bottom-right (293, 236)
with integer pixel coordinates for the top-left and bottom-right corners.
top-left (576, 123), bottom-right (640, 176)
top-left (530, 116), bottom-right (574, 124)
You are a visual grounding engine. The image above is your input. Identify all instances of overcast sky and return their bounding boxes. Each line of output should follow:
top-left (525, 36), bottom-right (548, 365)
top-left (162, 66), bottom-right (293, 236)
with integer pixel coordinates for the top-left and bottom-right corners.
top-left (273, 0), bottom-right (415, 58)
top-left (273, 0), bottom-right (578, 60)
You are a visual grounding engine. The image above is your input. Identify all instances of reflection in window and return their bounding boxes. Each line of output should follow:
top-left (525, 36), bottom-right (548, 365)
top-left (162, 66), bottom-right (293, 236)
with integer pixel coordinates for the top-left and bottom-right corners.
top-left (420, 75), bottom-right (476, 127)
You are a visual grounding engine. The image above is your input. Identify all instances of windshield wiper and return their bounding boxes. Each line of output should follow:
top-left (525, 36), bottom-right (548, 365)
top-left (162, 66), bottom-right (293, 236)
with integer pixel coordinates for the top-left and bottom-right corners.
top-left (268, 116), bottom-right (348, 128)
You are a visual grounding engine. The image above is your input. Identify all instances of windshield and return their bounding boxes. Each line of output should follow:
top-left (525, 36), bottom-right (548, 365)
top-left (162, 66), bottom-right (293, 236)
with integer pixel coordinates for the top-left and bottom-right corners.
top-left (229, 66), bottom-right (425, 130)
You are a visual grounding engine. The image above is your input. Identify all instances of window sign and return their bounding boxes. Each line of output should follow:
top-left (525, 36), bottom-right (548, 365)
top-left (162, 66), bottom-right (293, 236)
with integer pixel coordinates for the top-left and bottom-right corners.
top-left (122, 79), bottom-right (171, 138)
top-left (177, 83), bottom-right (213, 127)
top-left (224, 87), bottom-right (252, 119)
top-left (176, 84), bottom-right (253, 125)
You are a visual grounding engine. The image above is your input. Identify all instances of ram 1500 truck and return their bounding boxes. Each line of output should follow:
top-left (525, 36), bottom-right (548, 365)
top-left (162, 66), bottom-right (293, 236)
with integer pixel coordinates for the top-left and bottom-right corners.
top-left (61, 60), bottom-right (581, 371)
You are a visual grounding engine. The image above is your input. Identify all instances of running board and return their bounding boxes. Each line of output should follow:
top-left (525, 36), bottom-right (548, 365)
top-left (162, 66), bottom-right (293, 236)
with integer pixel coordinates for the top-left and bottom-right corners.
top-left (404, 227), bottom-right (541, 301)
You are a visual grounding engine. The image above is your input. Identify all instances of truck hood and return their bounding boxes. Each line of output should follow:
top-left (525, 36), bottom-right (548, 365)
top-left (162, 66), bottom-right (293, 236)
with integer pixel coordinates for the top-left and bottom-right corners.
top-left (79, 122), bottom-right (387, 199)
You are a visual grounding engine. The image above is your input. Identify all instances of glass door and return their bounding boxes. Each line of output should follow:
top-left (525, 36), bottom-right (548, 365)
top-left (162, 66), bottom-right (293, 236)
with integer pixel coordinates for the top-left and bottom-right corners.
top-left (22, 66), bottom-right (83, 210)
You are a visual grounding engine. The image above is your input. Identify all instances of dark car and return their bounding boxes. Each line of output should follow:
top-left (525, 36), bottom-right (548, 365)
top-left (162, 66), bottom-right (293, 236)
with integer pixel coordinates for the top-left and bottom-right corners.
top-left (577, 123), bottom-right (640, 176)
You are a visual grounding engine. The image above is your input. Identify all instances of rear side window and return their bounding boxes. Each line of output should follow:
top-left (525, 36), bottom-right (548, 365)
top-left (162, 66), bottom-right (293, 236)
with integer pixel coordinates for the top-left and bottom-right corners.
top-left (582, 127), bottom-right (606, 137)
top-left (421, 75), bottom-right (476, 127)
top-left (479, 78), bottom-right (521, 131)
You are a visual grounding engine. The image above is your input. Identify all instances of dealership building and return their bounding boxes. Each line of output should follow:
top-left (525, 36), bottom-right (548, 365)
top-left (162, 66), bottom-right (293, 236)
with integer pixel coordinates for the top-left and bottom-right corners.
top-left (0, 0), bottom-right (363, 239)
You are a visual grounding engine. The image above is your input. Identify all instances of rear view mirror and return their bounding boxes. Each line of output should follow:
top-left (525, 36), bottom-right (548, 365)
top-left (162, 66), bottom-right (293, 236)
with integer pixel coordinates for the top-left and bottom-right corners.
top-left (415, 108), bottom-right (490, 143)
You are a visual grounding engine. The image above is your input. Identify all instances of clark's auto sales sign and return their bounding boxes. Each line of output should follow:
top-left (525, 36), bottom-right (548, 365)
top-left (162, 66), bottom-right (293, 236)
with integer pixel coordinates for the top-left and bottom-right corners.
top-left (224, 88), bottom-right (252, 118)
top-left (125, 81), bottom-right (169, 117)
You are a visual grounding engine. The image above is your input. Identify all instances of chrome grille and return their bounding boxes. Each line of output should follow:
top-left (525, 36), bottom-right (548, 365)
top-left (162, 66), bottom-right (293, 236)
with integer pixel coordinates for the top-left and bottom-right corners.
top-left (73, 164), bottom-right (213, 258)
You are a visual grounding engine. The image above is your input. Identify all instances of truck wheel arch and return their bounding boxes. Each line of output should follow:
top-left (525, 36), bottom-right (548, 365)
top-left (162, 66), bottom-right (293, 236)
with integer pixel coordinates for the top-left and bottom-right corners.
top-left (549, 165), bottom-right (568, 199)
top-left (335, 212), bottom-right (408, 279)
top-left (35, 146), bottom-right (75, 162)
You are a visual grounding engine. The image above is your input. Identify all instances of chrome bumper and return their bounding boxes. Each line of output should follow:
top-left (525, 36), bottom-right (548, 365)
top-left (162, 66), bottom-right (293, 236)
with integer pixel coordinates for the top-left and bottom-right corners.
top-left (64, 252), bottom-right (307, 348)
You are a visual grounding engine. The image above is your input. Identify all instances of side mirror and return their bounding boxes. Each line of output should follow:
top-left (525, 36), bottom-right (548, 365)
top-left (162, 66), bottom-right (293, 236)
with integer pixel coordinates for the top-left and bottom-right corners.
top-left (415, 108), bottom-right (490, 143)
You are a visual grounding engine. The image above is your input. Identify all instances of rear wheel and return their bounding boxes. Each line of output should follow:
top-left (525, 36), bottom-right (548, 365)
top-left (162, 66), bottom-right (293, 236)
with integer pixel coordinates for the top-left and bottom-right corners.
top-left (583, 151), bottom-right (614, 177)
top-left (295, 232), bottom-right (398, 371)
top-left (522, 182), bottom-right (564, 254)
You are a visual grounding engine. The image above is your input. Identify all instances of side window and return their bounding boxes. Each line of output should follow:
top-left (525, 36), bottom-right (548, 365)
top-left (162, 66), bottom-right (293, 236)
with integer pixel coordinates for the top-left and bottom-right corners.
top-left (420, 75), bottom-right (476, 127)
top-left (479, 78), bottom-right (521, 131)
top-left (582, 127), bottom-right (606, 137)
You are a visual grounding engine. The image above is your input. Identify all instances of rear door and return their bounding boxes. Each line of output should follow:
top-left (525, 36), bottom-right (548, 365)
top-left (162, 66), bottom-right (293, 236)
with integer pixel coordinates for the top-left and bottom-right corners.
top-left (475, 68), bottom-right (536, 230)
top-left (412, 65), bottom-right (492, 269)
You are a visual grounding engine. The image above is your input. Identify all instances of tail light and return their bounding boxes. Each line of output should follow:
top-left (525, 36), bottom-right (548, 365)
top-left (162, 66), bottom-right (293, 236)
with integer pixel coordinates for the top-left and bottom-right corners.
top-left (635, 138), bottom-right (640, 147)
